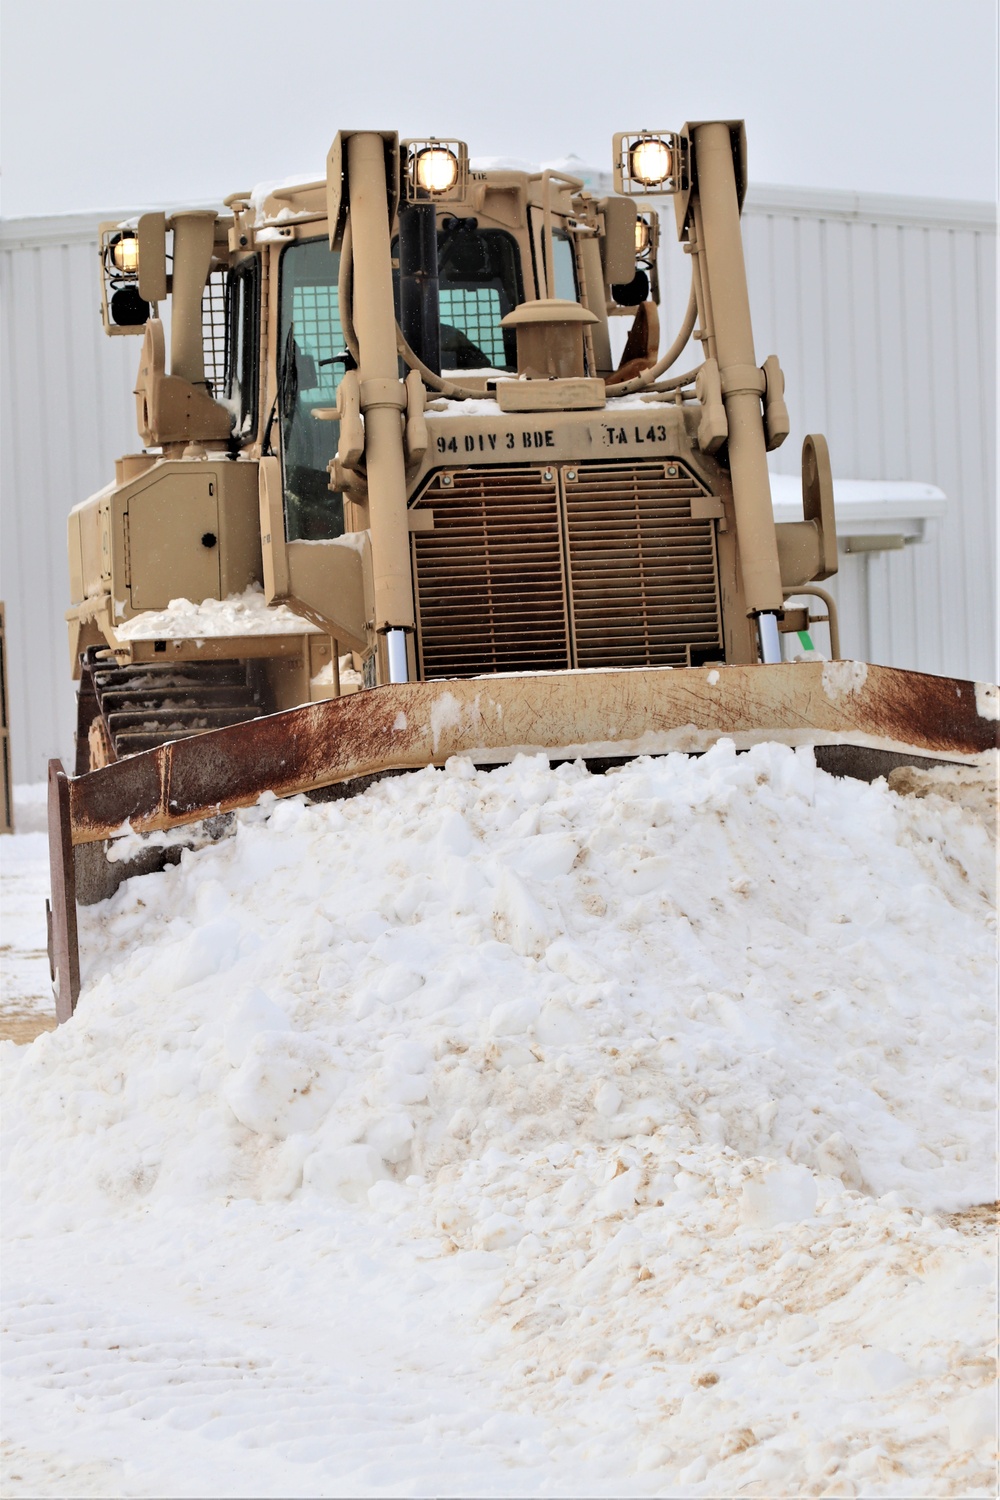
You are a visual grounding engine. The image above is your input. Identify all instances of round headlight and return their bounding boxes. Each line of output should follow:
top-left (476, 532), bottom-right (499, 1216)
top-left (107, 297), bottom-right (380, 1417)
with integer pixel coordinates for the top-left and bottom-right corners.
top-left (629, 137), bottom-right (671, 187)
top-left (635, 216), bottom-right (650, 255)
top-left (110, 231), bottom-right (139, 275)
top-left (414, 146), bottom-right (459, 195)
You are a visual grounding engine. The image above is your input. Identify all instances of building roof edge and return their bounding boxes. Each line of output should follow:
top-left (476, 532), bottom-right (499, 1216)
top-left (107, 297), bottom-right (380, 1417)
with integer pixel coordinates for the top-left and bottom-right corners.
top-left (744, 183), bottom-right (996, 230)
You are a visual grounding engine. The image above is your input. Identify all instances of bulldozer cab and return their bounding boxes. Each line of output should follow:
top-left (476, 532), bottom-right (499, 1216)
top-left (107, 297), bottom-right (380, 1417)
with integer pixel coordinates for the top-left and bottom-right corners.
top-left (75, 125), bottom-right (907, 684)
top-left (278, 215), bottom-right (529, 537)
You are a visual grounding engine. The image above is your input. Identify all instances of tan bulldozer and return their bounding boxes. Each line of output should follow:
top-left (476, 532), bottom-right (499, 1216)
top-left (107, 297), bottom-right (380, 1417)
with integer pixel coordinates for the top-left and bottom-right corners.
top-left (47, 123), bottom-right (997, 1019)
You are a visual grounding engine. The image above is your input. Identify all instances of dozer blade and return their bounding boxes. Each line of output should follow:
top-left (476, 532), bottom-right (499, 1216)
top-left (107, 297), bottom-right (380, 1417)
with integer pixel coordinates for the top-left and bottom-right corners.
top-left (49, 660), bottom-right (997, 1019)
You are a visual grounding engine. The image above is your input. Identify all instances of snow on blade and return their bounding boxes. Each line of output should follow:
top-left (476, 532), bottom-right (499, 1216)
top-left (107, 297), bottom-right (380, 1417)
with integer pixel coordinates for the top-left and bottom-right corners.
top-left (2, 743), bottom-right (996, 1495)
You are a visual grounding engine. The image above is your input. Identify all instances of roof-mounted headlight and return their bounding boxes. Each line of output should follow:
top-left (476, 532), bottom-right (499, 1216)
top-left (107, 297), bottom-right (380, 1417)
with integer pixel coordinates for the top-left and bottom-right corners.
top-left (402, 139), bottom-right (469, 202)
top-left (415, 146), bottom-right (458, 194)
top-left (612, 131), bottom-right (685, 196)
top-left (631, 138), bottom-right (671, 187)
top-left (633, 208), bottom-right (659, 267)
top-left (107, 229), bottom-right (139, 277)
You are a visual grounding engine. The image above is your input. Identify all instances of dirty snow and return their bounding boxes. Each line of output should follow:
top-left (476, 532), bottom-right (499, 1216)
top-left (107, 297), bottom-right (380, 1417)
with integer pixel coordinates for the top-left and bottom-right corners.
top-left (0, 787), bottom-right (54, 1042)
top-left (2, 744), bottom-right (997, 1497)
top-left (115, 583), bottom-right (320, 640)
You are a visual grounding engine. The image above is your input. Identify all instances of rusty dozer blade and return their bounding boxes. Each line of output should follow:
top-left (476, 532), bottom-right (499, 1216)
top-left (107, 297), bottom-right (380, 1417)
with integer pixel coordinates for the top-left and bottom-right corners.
top-left (46, 759), bottom-right (80, 1024)
top-left (49, 661), bottom-right (997, 1019)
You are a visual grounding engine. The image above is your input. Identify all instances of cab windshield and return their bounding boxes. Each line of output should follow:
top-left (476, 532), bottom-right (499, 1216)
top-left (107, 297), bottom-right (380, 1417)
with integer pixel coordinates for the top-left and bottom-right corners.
top-left (277, 226), bottom-right (525, 539)
top-left (393, 221), bottom-right (524, 372)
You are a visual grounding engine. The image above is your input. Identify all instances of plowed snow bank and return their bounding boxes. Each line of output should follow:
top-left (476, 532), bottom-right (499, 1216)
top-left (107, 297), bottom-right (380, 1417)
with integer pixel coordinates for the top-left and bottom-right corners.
top-left (2, 743), bottom-right (996, 1496)
top-left (8, 742), bottom-right (994, 1215)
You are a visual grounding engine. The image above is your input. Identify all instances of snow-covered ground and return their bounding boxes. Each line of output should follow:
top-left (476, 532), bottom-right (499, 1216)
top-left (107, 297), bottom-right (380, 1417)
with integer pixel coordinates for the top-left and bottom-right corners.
top-left (2, 747), bottom-right (997, 1497)
top-left (1, 785), bottom-right (56, 1045)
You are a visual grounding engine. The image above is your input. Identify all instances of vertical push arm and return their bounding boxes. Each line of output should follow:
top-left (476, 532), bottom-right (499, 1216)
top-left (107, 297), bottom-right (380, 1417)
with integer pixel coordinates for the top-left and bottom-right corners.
top-left (346, 133), bottom-right (415, 677)
top-left (691, 124), bottom-right (784, 656)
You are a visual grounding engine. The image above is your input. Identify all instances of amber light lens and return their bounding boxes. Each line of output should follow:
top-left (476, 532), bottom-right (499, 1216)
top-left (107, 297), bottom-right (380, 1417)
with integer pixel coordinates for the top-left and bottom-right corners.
top-left (635, 217), bottom-right (651, 254)
top-left (111, 233), bottom-right (139, 275)
top-left (414, 147), bottom-right (459, 194)
top-left (630, 138), bottom-right (671, 187)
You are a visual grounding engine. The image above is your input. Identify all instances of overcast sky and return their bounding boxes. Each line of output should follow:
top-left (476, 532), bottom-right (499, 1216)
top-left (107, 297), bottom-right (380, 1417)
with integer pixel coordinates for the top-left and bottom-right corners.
top-left (1, 0), bottom-right (996, 218)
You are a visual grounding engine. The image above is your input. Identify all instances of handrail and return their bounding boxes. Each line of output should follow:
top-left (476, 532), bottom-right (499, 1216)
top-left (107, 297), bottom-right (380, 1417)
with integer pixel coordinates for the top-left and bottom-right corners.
top-left (783, 585), bottom-right (841, 660)
top-left (527, 169), bottom-right (585, 299)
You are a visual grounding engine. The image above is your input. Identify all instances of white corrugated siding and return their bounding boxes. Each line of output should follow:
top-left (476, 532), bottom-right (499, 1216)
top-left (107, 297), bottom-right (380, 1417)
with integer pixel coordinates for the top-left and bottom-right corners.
top-left (1, 214), bottom-right (141, 782)
top-left (659, 187), bottom-right (996, 678)
top-left (1, 191), bottom-right (996, 782)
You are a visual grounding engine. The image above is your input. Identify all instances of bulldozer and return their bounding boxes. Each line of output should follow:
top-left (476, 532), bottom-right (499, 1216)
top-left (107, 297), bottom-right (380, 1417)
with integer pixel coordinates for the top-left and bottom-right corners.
top-left (47, 123), bottom-right (997, 1020)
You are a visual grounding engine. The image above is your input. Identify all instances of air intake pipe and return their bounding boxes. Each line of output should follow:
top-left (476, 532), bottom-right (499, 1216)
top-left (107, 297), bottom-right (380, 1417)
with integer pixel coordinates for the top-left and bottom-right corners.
top-left (169, 211), bottom-right (217, 384)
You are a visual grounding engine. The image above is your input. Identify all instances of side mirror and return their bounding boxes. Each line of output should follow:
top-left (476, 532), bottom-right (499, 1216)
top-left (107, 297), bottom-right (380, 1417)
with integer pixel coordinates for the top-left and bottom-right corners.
top-left (598, 197), bottom-right (639, 288)
top-left (137, 213), bottom-right (167, 304)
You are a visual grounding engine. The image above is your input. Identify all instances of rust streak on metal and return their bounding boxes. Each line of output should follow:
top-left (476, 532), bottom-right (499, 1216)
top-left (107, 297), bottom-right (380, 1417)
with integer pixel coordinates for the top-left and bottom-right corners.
top-left (858, 672), bottom-right (988, 756)
top-left (47, 760), bottom-right (80, 1020)
top-left (65, 664), bottom-right (997, 847)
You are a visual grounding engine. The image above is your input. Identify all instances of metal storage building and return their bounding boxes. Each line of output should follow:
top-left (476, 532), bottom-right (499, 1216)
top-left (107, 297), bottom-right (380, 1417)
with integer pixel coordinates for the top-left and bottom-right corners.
top-left (739, 184), bottom-right (995, 684)
top-left (1, 186), bottom-right (995, 784)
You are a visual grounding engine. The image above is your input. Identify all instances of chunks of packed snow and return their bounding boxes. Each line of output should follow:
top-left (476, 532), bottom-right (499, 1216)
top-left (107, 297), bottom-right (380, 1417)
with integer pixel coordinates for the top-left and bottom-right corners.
top-left (310, 653), bottom-right (364, 692)
top-left (115, 583), bottom-right (320, 639)
top-left (2, 743), bottom-right (996, 1495)
top-left (7, 741), bottom-right (995, 1214)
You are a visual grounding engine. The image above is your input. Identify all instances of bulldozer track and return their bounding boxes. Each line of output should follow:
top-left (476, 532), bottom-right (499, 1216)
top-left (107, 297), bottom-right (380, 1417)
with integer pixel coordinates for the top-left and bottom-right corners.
top-left (74, 651), bottom-right (266, 772)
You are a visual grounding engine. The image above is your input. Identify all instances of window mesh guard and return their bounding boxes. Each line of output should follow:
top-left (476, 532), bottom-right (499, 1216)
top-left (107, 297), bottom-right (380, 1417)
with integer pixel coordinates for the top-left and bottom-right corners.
top-left (439, 287), bottom-right (507, 368)
top-left (290, 283), bottom-right (345, 402)
top-left (202, 270), bottom-right (228, 398)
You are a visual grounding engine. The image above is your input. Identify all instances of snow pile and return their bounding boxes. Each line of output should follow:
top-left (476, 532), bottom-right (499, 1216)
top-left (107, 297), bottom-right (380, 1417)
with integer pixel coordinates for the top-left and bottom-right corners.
top-left (311, 653), bottom-right (364, 693)
top-left (249, 173), bottom-right (322, 225)
top-left (7, 742), bottom-right (993, 1217)
top-left (3, 745), bottom-right (997, 1494)
top-left (115, 583), bottom-right (320, 640)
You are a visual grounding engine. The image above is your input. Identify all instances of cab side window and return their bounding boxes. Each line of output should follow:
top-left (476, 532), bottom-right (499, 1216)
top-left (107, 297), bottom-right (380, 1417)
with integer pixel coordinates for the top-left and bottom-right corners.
top-left (225, 259), bottom-right (260, 442)
top-left (277, 239), bottom-right (346, 541)
top-left (551, 231), bottom-right (577, 301)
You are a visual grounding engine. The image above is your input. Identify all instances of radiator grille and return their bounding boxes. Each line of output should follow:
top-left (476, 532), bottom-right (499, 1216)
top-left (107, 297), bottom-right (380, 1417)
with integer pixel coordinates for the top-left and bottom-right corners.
top-left (565, 461), bottom-right (722, 668)
top-left (413, 467), bottom-right (570, 678)
top-left (412, 460), bottom-right (723, 678)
